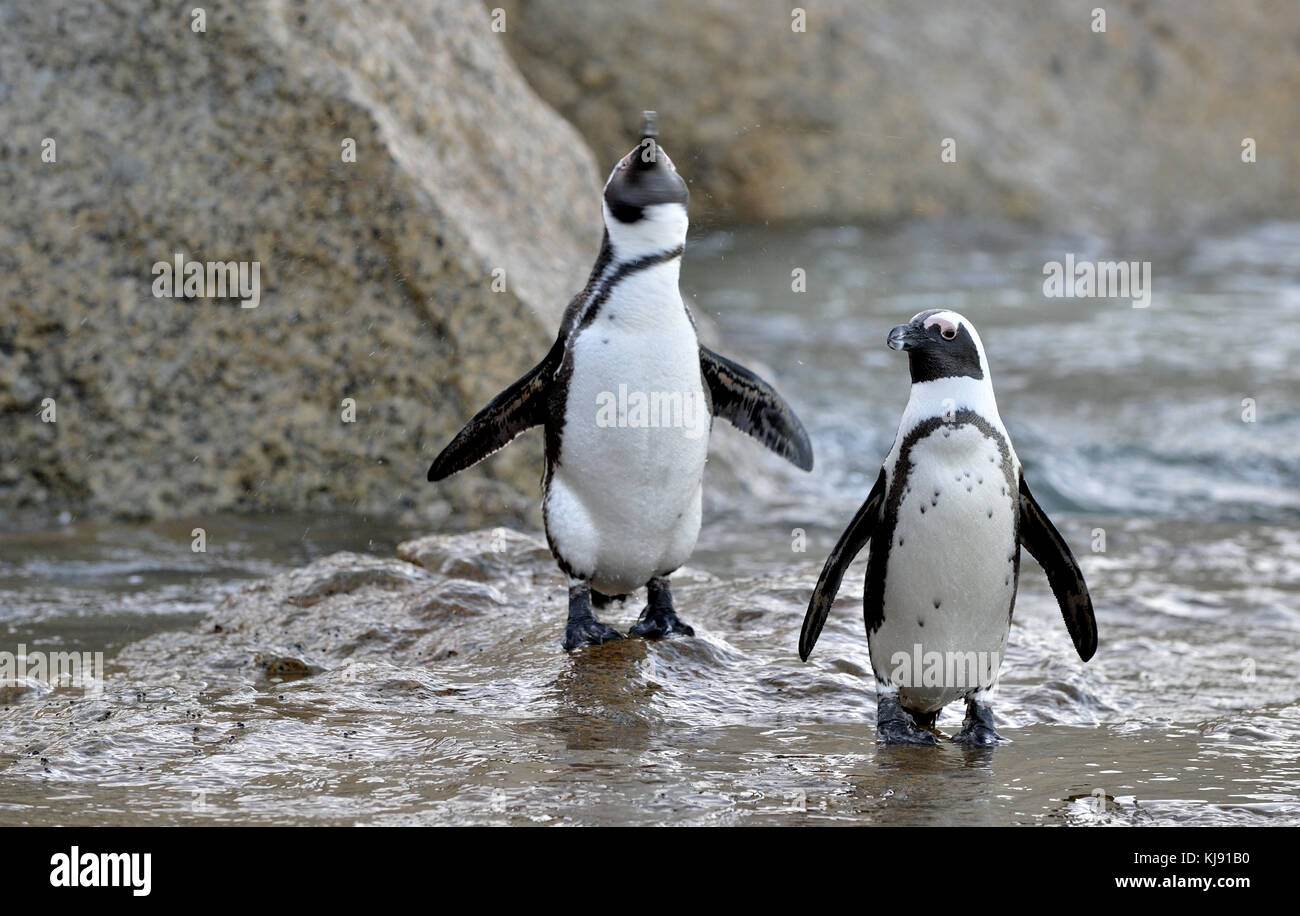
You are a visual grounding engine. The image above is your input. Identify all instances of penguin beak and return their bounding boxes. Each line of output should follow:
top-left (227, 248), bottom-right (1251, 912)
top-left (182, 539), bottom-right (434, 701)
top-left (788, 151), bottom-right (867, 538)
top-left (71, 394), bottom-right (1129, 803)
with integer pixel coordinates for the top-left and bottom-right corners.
top-left (631, 139), bottom-right (663, 172)
top-left (888, 323), bottom-right (927, 351)
top-left (603, 111), bottom-right (689, 220)
top-left (633, 109), bottom-right (664, 172)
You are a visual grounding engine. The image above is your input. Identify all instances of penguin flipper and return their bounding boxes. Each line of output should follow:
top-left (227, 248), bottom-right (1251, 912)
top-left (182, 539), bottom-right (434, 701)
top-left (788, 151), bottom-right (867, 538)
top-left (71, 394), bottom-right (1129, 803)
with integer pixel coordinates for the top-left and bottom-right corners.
top-left (1018, 475), bottom-right (1098, 662)
top-left (800, 469), bottom-right (886, 661)
top-left (699, 346), bottom-right (814, 470)
top-left (427, 337), bottom-right (562, 482)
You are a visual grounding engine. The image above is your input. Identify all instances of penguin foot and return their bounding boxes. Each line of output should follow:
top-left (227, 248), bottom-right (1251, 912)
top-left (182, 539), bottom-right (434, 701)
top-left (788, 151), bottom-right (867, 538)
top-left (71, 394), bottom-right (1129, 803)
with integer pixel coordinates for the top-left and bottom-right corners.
top-left (629, 607), bottom-right (695, 639)
top-left (950, 725), bottom-right (1000, 746)
top-left (628, 576), bottom-right (694, 640)
top-left (563, 579), bottom-right (624, 651)
top-left (563, 615), bottom-right (625, 651)
top-left (950, 699), bottom-right (1002, 746)
top-left (876, 695), bottom-right (939, 746)
top-left (878, 718), bottom-right (939, 746)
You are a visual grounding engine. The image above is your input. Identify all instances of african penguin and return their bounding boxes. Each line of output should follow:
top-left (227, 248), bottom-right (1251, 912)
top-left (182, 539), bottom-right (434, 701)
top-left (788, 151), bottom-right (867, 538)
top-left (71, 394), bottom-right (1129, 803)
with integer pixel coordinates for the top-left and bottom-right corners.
top-left (799, 310), bottom-right (1096, 746)
top-left (428, 112), bottom-right (814, 652)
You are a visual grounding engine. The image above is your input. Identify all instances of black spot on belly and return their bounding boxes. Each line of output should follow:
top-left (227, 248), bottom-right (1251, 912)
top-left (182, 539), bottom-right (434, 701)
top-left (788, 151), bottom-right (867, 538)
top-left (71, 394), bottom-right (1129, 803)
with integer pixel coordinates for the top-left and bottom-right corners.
top-left (933, 599), bottom-right (941, 609)
top-left (917, 618), bottom-right (925, 627)
top-left (987, 508), bottom-right (994, 518)
top-left (602, 338), bottom-right (609, 344)
top-left (871, 410), bottom-right (1017, 640)
top-left (608, 313), bottom-right (616, 321)
top-left (897, 536), bottom-right (904, 547)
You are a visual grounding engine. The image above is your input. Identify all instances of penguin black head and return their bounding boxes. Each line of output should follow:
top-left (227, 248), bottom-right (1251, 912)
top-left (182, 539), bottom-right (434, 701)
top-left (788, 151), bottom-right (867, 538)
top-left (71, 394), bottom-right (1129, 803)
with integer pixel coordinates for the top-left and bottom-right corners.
top-left (602, 112), bottom-right (690, 255)
top-left (888, 309), bottom-right (988, 384)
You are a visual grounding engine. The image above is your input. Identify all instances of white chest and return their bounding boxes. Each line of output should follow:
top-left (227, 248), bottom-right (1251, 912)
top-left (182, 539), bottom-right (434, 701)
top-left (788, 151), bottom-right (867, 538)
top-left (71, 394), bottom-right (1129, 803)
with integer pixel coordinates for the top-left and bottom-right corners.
top-left (545, 264), bottom-right (710, 591)
top-left (560, 267), bottom-right (708, 469)
top-left (871, 422), bottom-right (1020, 709)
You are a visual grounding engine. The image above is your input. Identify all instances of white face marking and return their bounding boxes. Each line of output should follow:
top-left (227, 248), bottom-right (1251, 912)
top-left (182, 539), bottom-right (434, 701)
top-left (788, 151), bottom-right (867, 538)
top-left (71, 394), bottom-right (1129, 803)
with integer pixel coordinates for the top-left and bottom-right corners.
top-left (898, 309), bottom-right (1002, 432)
top-left (601, 201), bottom-right (688, 262)
top-left (601, 145), bottom-right (688, 261)
top-left (922, 314), bottom-right (958, 340)
top-left (909, 309), bottom-right (991, 374)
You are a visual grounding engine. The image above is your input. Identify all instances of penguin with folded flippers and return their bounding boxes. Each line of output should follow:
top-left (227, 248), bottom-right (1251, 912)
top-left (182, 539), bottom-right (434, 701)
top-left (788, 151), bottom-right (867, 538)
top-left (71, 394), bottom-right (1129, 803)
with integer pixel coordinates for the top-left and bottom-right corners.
top-left (800, 309), bottom-right (1096, 746)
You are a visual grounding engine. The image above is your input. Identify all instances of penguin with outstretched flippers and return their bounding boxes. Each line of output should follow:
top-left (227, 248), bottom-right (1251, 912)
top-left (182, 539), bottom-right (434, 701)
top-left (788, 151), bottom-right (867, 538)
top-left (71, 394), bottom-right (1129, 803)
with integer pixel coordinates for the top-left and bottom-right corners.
top-left (429, 112), bottom-right (813, 651)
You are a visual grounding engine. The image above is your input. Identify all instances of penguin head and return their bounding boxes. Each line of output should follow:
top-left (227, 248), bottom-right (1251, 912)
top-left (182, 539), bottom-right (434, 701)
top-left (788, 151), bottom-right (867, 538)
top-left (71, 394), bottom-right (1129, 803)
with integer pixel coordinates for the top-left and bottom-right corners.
top-left (601, 111), bottom-right (689, 258)
top-left (888, 310), bottom-right (989, 384)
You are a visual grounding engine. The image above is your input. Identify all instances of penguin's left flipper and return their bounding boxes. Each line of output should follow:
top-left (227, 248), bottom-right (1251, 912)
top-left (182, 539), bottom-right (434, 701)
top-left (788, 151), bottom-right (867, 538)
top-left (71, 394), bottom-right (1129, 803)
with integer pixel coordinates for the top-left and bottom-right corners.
top-left (1018, 475), bottom-right (1098, 662)
top-left (427, 337), bottom-right (562, 481)
top-left (699, 347), bottom-right (814, 471)
top-left (799, 469), bottom-right (886, 661)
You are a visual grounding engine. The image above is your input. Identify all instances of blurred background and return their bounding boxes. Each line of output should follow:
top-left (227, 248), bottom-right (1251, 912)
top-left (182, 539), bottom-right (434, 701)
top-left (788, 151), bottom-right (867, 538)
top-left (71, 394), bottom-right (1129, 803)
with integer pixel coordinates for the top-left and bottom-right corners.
top-left (0, 1), bottom-right (1297, 826)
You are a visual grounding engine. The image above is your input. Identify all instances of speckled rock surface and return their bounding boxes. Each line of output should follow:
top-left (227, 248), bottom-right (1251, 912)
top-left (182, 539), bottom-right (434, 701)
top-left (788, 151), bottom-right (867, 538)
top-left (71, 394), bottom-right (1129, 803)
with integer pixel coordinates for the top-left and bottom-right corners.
top-left (495, 0), bottom-right (1300, 232)
top-left (0, 0), bottom-right (602, 523)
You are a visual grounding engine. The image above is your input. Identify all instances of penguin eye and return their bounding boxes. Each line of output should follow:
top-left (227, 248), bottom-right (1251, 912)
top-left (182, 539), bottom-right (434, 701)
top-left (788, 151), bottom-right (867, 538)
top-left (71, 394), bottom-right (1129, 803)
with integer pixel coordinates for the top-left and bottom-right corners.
top-left (923, 315), bottom-right (959, 340)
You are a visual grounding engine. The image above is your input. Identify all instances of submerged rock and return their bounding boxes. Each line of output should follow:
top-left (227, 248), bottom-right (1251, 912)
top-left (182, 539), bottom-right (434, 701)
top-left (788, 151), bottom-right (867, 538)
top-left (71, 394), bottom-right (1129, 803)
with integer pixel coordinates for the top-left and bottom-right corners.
top-left (0, 526), bottom-right (1106, 746)
top-left (0, 525), bottom-right (1270, 826)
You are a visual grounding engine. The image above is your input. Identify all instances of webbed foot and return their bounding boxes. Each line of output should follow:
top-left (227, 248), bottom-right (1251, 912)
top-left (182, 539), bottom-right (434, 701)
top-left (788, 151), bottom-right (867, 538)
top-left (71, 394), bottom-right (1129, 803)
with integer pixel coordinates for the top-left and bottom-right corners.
top-left (564, 615), bottom-right (625, 651)
top-left (563, 580), bottom-right (624, 651)
top-left (876, 694), bottom-right (939, 746)
top-left (951, 697), bottom-right (1002, 746)
top-left (628, 576), bottom-right (694, 639)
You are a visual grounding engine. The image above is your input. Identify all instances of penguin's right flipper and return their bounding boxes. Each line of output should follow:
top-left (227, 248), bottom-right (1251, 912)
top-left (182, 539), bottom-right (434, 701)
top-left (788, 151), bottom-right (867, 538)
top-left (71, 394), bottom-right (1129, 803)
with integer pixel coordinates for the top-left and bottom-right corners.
top-left (1018, 474), bottom-right (1098, 662)
top-left (799, 469), bottom-right (886, 661)
top-left (699, 347), bottom-right (814, 471)
top-left (427, 337), bottom-right (562, 482)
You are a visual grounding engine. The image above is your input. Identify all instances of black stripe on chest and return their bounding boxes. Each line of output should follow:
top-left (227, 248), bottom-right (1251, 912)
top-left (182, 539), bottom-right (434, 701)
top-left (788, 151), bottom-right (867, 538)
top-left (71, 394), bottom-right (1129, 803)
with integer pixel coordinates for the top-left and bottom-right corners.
top-left (543, 243), bottom-right (687, 481)
top-left (575, 244), bottom-right (684, 334)
top-left (863, 409), bottom-right (1019, 634)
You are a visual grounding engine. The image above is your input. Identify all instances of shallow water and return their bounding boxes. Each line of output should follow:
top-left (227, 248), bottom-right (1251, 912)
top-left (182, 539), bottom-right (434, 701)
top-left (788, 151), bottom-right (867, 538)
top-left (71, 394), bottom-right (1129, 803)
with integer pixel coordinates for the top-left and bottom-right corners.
top-left (2, 221), bottom-right (1298, 826)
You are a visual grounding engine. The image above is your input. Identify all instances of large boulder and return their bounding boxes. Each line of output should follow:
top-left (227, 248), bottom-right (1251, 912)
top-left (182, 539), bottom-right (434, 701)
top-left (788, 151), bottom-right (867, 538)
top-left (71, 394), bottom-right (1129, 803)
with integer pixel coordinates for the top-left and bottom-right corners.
top-left (0, 0), bottom-right (602, 524)
top-left (495, 0), bottom-right (1299, 232)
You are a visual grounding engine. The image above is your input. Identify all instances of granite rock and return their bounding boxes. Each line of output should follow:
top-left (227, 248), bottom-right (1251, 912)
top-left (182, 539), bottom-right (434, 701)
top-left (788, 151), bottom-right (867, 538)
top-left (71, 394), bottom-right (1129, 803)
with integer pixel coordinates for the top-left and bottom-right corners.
top-left (0, 0), bottom-right (603, 523)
